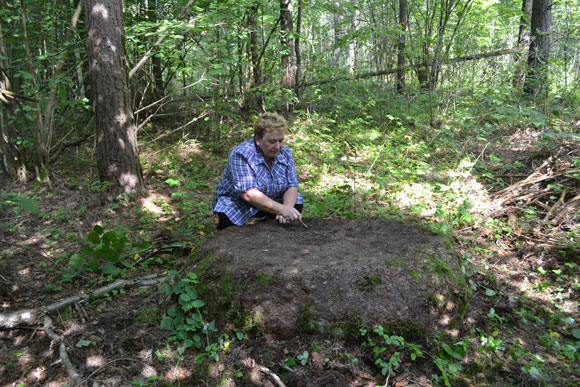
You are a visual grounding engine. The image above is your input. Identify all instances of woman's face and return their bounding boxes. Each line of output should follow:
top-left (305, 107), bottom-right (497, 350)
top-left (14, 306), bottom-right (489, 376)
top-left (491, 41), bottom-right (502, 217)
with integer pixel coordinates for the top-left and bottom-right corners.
top-left (256, 130), bottom-right (285, 162)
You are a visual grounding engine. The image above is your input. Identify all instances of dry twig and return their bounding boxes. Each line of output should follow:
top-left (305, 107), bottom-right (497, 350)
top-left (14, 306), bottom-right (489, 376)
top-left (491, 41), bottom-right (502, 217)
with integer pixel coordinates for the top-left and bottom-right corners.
top-left (0, 274), bottom-right (167, 329)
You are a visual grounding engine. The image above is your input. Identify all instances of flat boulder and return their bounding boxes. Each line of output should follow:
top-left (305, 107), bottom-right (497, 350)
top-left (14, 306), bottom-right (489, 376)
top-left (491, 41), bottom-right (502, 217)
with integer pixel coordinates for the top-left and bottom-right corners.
top-left (197, 218), bottom-right (467, 338)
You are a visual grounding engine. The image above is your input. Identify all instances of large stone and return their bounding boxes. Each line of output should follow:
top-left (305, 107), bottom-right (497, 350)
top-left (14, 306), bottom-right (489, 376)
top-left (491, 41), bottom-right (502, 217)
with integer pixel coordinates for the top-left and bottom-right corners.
top-left (197, 218), bottom-right (467, 338)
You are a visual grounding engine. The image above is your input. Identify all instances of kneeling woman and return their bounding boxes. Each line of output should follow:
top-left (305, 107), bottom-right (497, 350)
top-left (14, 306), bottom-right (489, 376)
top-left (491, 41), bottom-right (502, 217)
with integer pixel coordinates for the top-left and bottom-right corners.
top-left (213, 112), bottom-right (303, 230)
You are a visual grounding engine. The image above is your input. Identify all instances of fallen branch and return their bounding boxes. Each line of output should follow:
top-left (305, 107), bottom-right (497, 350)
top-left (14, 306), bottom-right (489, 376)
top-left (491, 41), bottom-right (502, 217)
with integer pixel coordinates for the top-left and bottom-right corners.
top-left (0, 274), bottom-right (167, 329)
top-left (302, 47), bottom-right (525, 87)
top-left (240, 357), bottom-right (286, 387)
top-left (44, 316), bottom-right (82, 386)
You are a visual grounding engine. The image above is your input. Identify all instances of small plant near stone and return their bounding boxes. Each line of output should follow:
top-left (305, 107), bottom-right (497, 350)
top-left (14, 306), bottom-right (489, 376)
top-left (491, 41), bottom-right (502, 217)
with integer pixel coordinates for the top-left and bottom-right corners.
top-left (362, 325), bottom-right (424, 377)
top-left (159, 272), bottom-right (215, 357)
top-left (357, 273), bottom-right (382, 292)
top-left (257, 273), bottom-right (279, 285)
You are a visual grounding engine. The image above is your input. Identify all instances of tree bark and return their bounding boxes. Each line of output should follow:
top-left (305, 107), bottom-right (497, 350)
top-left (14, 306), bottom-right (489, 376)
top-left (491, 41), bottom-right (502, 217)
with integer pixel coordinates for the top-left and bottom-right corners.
top-left (85, 0), bottom-right (144, 196)
top-left (245, 1), bottom-right (263, 111)
top-left (149, 0), bottom-right (164, 101)
top-left (513, 0), bottom-right (533, 87)
top-left (280, 0), bottom-right (296, 112)
top-left (0, 24), bottom-right (29, 182)
top-left (396, 0), bottom-right (408, 92)
top-left (346, 1), bottom-right (359, 74)
top-left (524, 0), bottom-right (553, 98)
top-left (294, 0), bottom-right (302, 96)
top-left (280, 0), bottom-right (296, 89)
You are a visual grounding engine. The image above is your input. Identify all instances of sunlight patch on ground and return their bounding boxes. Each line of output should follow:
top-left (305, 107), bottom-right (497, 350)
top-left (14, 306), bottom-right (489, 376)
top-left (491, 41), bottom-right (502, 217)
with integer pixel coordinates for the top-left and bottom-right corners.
top-left (17, 268), bottom-right (30, 276)
top-left (391, 163), bottom-right (492, 219)
top-left (138, 348), bottom-right (153, 362)
top-left (28, 367), bottom-right (47, 383)
top-left (63, 321), bottom-right (82, 335)
top-left (18, 350), bottom-right (34, 367)
top-left (164, 365), bottom-right (191, 382)
top-left (142, 364), bottom-right (158, 378)
top-left (139, 192), bottom-right (176, 221)
top-left (86, 355), bottom-right (105, 368)
top-left (307, 170), bottom-right (376, 194)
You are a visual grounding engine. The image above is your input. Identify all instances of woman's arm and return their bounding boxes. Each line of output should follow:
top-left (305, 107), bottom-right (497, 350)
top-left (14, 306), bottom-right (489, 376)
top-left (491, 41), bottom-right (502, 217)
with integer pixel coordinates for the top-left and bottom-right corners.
top-left (241, 187), bottom-right (301, 221)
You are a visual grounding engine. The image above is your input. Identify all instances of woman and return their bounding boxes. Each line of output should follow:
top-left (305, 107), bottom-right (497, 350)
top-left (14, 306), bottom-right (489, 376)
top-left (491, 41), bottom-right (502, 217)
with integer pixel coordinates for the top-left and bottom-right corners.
top-left (213, 112), bottom-right (303, 230)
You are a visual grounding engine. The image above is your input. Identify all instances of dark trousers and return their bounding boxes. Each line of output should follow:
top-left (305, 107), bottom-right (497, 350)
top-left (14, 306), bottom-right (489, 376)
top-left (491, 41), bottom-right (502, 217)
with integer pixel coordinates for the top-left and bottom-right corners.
top-left (217, 203), bottom-right (303, 230)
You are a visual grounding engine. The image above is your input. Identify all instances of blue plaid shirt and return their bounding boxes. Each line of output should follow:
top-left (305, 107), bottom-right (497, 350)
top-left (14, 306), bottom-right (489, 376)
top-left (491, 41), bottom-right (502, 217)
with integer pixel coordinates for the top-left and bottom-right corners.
top-left (213, 138), bottom-right (303, 226)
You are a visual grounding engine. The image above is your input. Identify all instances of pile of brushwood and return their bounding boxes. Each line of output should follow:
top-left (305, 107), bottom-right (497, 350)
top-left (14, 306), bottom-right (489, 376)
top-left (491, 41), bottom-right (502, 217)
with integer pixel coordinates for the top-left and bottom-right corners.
top-left (490, 135), bottom-right (579, 253)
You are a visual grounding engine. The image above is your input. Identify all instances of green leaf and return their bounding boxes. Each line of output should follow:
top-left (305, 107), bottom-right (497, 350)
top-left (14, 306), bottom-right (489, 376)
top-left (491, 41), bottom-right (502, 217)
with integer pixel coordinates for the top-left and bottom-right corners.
top-left (87, 256), bottom-right (100, 272)
top-left (191, 299), bottom-right (205, 308)
top-left (441, 343), bottom-right (463, 360)
top-left (572, 329), bottom-right (580, 340)
top-left (93, 225), bottom-right (104, 234)
top-left (448, 363), bottom-right (461, 373)
top-left (69, 253), bottom-right (85, 269)
top-left (542, 132), bottom-right (580, 139)
top-left (87, 231), bottom-right (101, 244)
top-left (165, 178), bottom-right (181, 187)
top-left (81, 246), bottom-right (93, 255)
top-left (14, 196), bottom-right (39, 214)
top-left (160, 316), bottom-right (175, 330)
top-left (102, 231), bottom-right (118, 245)
top-left (101, 261), bottom-right (121, 276)
top-left (75, 339), bottom-right (94, 347)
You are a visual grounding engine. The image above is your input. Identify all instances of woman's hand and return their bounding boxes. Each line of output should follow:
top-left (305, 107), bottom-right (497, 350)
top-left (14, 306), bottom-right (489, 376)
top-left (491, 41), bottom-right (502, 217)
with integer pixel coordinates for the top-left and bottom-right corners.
top-left (277, 206), bottom-right (301, 223)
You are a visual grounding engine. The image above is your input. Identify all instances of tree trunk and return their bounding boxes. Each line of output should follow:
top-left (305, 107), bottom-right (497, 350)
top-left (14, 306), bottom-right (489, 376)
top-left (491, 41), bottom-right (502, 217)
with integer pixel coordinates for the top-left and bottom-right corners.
top-left (280, 0), bottom-right (296, 89)
top-left (149, 0), bottom-right (164, 101)
top-left (85, 0), bottom-right (144, 196)
top-left (294, 0), bottom-right (302, 96)
top-left (346, 1), bottom-right (359, 74)
top-left (524, 0), bottom-right (552, 98)
top-left (396, 0), bottom-right (408, 92)
top-left (280, 0), bottom-right (296, 112)
top-left (0, 23), bottom-right (29, 182)
top-left (245, 1), bottom-right (263, 111)
top-left (513, 0), bottom-right (533, 87)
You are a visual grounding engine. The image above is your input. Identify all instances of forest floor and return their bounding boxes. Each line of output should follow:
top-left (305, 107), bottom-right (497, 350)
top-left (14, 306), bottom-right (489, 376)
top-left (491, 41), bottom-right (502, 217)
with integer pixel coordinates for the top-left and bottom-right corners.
top-left (0, 116), bottom-right (579, 387)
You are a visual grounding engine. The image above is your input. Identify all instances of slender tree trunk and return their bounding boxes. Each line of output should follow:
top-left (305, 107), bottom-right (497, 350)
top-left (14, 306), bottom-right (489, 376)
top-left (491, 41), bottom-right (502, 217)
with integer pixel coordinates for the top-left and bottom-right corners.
top-left (280, 0), bottom-right (296, 89)
top-left (294, 0), bottom-right (302, 95)
top-left (20, 0), bottom-right (46, 176)
top-left (85, 0), bottom-right (144, 196)
top-left (513, 0), bottom-right (533, 87)
top-left (0, 23), bottom-right (29, 181)
top-left (149, 0), bottom-right (164, 101)
top-left (280, 0), bottom-right (296, 112)
top-left (524, 0), bottom-right (553, 98)
top-left (245, 2), bottom-right (262, 111)
top-left (396, 0), bottom-right (408, 92)
top-left (346, 1), bottom-right (359, 74)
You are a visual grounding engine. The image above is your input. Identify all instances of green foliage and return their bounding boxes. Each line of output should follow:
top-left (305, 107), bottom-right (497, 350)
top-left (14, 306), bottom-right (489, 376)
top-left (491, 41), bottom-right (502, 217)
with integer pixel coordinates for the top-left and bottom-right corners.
top-left (68, 225), bottom-right (129, 276)
top-left (1, 193), bottom-right (39, 215)
top-left (158, 272), bottom-right (217, 358)
top-left (363, 326), bottom-right (423, 377)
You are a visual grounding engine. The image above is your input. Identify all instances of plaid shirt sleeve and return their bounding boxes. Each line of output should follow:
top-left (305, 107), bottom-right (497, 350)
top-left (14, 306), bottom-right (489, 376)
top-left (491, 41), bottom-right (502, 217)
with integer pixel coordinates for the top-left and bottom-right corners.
top-left (229, 151), bottom-right (258, 195)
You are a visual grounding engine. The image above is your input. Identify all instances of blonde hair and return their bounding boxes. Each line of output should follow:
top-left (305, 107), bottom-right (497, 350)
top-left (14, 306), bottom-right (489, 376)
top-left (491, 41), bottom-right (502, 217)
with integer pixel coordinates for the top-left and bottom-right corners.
top-left (253, 112), bottom-right (287, 139)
